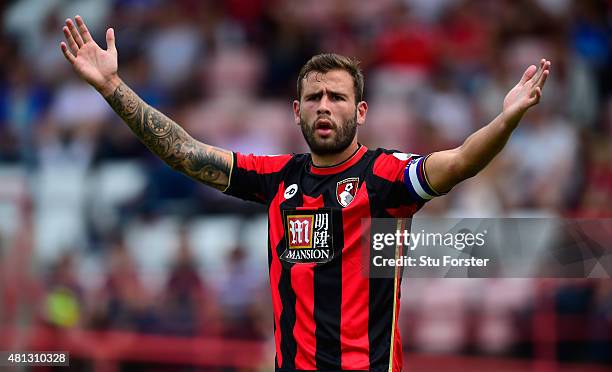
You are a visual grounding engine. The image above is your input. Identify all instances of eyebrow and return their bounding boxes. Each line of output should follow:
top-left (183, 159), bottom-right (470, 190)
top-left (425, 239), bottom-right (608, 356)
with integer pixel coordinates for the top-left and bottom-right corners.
top-left (304, 89), bottom-right (348, 99)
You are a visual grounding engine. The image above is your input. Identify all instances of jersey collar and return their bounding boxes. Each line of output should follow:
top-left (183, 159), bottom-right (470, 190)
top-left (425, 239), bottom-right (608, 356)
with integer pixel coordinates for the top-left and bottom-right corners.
top-left (309, 144), bottom-right (368, 175)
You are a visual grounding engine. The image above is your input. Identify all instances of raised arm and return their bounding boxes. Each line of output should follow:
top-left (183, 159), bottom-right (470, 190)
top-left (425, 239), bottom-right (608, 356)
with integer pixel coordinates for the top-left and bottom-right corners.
top-left (425, 59), bottom-right (551, 194)
top-left (60, 16), bottom-right (231, 190)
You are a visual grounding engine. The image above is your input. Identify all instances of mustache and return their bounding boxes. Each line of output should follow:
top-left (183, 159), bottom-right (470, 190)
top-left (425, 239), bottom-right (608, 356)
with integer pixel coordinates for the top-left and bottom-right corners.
top-left (313, 115), bottom-right (336, 128)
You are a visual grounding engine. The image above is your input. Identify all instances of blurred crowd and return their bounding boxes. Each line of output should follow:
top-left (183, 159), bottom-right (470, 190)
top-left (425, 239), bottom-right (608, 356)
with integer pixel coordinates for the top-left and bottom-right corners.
top-left (0, 0), bottom-right (611, 368)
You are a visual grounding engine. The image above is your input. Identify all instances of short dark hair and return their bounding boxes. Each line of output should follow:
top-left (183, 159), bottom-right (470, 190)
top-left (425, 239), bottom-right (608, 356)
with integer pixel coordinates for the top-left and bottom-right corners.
top-left (297, 53), bottom-right (364, 102)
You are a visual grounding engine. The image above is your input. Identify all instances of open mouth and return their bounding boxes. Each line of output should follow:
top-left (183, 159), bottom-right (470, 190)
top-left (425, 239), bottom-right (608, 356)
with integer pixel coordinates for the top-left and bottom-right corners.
top-left (315, 118), bottom-right (334, 136)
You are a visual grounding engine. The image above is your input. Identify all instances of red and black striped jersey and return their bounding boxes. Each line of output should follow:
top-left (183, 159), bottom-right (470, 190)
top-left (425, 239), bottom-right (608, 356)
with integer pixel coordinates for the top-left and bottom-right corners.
top-left (223, 144), bottom-right (440, 372)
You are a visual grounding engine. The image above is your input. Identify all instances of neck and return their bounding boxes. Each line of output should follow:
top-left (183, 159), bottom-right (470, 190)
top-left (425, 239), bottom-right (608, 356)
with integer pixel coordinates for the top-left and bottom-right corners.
top-left (311, 139), bottom-right (360, 167)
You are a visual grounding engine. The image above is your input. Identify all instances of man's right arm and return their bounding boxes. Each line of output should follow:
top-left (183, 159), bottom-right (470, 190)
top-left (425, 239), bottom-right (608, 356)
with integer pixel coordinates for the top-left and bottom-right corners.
top-left (60, 16), bottom-right (231, 190)
top-left (104, 80), bottom-right (231, 190)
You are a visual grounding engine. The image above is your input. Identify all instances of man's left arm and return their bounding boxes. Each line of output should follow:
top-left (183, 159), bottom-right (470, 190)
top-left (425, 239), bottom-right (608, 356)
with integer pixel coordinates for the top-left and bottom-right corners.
top-left (425, 59), bottom-right (551, 194)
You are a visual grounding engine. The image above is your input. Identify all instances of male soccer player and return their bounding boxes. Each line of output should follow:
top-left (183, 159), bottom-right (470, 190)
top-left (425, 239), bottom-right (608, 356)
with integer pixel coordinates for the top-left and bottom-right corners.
top-left (60, 16), bottom-right (550, 371)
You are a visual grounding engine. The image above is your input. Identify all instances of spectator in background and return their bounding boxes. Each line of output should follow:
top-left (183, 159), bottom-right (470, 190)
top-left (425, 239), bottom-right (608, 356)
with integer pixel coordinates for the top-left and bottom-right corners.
top-left (506, 107), bottom-right (577, 211)
top-left (144, 2), bottom-right (203, 92)
top-left (0, 53), bottom-right (50, 165)
top-left (89, 236), bottom-right (158, 333)
top-left (554, 280), bottom-right (596, 362)
top-left (588, 281), bottom-right (612, 363)
top-left (41, 252), bottom-right (83, 329)
top-left (159, 228), bottom-right (211, 336)
top-left (573, 137), bottom-right (612, 217)
top-left (217, 246), bottom-right (265, 341)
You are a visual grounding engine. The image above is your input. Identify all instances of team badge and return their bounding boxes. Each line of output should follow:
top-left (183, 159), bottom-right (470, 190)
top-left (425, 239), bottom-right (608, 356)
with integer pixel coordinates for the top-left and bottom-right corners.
top-left (281, 209), bottom-right (334, 264)
top-left (336, 177), bottom-right (359, 207)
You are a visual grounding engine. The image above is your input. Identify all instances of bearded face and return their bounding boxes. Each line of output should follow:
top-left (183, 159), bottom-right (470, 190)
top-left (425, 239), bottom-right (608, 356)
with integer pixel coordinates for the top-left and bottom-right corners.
top-left (294, 70), bottom-right (366, 158)
top-left (300, 110), bottom-right (358, 156)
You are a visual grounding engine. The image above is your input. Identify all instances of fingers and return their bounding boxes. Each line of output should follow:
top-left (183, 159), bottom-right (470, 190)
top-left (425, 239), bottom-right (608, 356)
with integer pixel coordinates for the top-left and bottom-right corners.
top-left (62, 25), bottom-right (79, 55)
top-left (61, 15), bottom-right (103, 60)
top-left (529, 86), bottom-right (542, 106)
top-left (75, 15), bottom-right (93, 43)
top-left (66, 18), bottom-right (84, 48)
top-left (531, 59), bottom-right (551, 88)
top-left (536, 60), bottom-right (551, 89)
top-left (531, 59), bottom-right (545, 84)
top-left (60, 42), bottom-right (76, 64)
top-left (519, 65), bottom-right (537, 85)
top-left (106, 28), bottom-right (116, 53)
top-left (538, 69), bottom-right (549, 89)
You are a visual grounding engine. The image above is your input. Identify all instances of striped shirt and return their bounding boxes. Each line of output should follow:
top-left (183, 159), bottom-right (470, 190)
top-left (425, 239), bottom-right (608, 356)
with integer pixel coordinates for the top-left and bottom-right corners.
top-left (224, 145), bottom-right (440, 371)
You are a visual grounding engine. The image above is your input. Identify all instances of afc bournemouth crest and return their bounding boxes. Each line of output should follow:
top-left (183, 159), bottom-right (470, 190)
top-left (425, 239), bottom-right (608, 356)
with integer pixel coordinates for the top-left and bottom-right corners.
top-left (281, 209), bottom-right (334, 264)
top-left (336, 177), bottom-right (359, 207)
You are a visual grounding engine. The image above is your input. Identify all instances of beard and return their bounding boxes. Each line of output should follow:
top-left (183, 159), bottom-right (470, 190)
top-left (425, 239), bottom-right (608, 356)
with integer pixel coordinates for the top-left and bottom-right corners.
top-left (300, 111), bottom-right (358, 156)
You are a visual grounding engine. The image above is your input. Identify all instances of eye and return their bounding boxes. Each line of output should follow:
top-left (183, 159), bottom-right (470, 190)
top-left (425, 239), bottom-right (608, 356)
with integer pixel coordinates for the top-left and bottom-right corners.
top-left (331, 94), bottom-right (345, 101)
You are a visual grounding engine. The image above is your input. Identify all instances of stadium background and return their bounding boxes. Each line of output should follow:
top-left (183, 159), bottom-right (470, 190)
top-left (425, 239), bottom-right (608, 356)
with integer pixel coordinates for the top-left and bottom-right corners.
top-left (0, 0), bottom-right (610, 371)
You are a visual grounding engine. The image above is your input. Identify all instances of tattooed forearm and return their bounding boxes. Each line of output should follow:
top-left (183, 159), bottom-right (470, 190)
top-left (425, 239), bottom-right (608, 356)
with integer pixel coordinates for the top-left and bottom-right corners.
top-left (104, 82), bottom-right (231, 190)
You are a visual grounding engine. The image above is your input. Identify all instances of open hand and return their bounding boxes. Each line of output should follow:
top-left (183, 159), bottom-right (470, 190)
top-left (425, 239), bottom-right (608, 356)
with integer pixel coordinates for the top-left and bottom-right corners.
top-left (502, 59), bottom-right (551, 125)
top-left (60, 16), bottom-right (119, 96)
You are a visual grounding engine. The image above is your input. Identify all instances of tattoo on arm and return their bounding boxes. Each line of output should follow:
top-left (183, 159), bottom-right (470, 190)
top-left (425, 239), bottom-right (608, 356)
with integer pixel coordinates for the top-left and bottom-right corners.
top-left (105, 82), bottom-right (231, 190)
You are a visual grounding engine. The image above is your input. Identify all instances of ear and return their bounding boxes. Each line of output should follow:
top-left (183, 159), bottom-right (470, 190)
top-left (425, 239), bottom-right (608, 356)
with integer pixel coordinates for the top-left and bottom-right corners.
top-left (292, 100), bottom-right (301, 126)
top-left (356, 101), bottom-right (368, 126)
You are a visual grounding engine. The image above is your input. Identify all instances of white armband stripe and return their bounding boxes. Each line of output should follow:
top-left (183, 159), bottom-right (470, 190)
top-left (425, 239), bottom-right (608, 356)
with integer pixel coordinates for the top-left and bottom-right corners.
top-left (408, 160), bottom-right (434, 200)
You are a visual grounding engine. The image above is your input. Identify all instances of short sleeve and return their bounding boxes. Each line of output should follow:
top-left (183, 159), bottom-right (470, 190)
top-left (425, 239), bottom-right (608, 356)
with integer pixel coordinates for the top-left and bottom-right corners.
top-left (223, 152), bottom-right (292, 204)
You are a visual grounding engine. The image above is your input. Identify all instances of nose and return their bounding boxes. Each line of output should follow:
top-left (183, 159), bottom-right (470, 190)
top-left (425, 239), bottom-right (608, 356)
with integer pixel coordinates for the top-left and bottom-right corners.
top-left (316, 95), bottom-right (331, 116)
